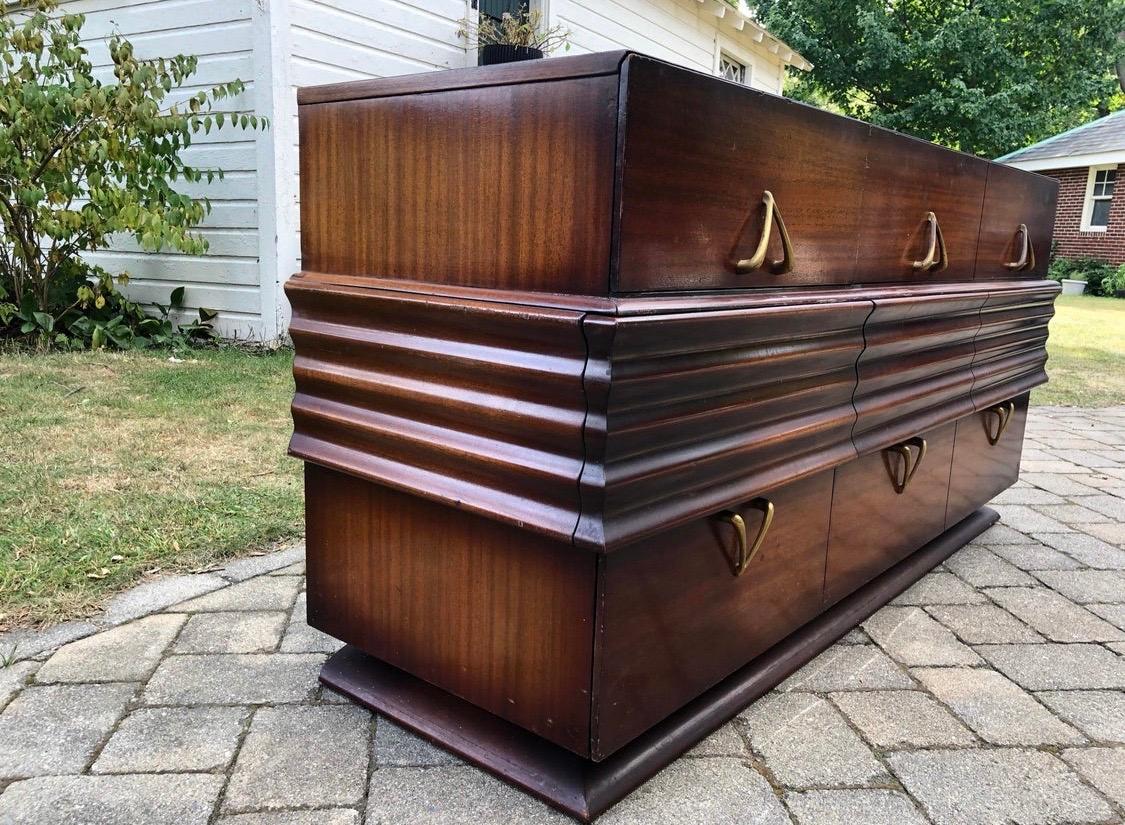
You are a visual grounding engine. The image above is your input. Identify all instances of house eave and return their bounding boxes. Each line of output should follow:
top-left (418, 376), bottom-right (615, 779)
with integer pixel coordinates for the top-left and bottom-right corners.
top-left (697, 0), bottom-right (812, 71)
top-left (1004, 149), bottom-right (1125, 173)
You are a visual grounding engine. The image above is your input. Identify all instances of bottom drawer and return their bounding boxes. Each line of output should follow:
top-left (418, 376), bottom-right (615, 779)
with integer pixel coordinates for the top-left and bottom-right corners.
top-left (946, 393), bottom-right (1029, 527)
top-left (824, 421), bottom-right (956, 605)
top-left (592, 470), bottom-right (834, 759)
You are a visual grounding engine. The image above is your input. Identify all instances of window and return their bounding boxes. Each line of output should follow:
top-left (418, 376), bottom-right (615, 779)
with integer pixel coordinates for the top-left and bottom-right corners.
top-left (719, 53), bottom-right (749, 85)
top-left (476, 0), bottom-right (528, 20)
top-left (1083, 166), bottom-right (1116, 231)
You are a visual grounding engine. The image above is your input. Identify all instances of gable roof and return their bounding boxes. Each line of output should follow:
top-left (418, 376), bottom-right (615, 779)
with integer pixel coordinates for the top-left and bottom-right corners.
top-left (998, 109), bottom-right (1125, 170)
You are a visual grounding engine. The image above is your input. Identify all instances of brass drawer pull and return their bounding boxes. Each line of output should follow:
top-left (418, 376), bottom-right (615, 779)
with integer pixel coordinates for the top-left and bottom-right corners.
top-left (984, 401), bottom-right (1016, 445)
top-left (883, 436), bottom-right (928, 494)
top-left (735, 190), bottom-right (794, 275)
top-left (1004, 224), bottom-right (1035, 271)
top-left (912, 211), bottom-right (948, 273)
top-left (720, 498), bottom-right (775, 576)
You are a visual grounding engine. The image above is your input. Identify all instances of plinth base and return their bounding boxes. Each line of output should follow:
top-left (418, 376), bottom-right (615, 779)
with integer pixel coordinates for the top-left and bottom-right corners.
top-left (320, 507), bottom-right (999, 822)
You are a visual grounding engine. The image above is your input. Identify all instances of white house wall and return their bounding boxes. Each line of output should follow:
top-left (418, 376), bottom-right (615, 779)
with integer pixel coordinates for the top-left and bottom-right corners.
top-left (61, 0), bottom-right (264, 339)
top-left (548, 0), bottom-right (785, 93)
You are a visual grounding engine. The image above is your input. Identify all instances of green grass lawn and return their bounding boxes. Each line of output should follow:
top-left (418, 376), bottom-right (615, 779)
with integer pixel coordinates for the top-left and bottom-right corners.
top-left (1033, 294), bottom-right (1125, 407)
top-left (0, 348), bottom-right (301, 630)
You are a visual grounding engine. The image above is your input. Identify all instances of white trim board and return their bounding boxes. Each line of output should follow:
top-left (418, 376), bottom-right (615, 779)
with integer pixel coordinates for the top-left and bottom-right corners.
top-left (1006, 150), bottom-right (1125, 173)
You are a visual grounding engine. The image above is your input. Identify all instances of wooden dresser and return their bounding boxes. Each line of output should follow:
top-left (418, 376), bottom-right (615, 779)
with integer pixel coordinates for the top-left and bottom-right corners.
top-left (289, 51), bottom-right (1058, 821)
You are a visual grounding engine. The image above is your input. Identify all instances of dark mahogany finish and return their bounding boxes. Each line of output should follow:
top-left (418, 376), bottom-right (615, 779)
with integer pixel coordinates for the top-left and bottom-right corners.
top-left (593, 470), bottom-right (834, 758)
top-left (825, 421), bottom-right (958, 605)
top-left (320, 507), bottom-right (999, 823)
top-left (297, 51), bottom-right (1057, 295)
top-left (947, 394), bottom-right (1031, 527)
top-left (305, 464), bottom-right (596, 755)
top-left (976, 162), bottom-right (1057, 280)
top-left (291, 50), bottom-right (1059, 822)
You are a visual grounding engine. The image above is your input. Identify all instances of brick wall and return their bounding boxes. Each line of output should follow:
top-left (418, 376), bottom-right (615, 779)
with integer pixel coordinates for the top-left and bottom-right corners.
top-left (1038, 164), bottom-right (1125, 265)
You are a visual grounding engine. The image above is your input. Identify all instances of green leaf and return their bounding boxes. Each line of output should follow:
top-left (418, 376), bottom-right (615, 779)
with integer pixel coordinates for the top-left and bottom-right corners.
top-left (169, 286), bottom-right (185, 308)
top-left (198, 307), bottom-right (218, 322)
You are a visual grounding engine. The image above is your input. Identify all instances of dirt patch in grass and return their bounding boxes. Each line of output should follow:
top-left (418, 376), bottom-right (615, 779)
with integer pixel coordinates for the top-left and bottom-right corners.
top-left (0, 348), bottom-right (302, 630)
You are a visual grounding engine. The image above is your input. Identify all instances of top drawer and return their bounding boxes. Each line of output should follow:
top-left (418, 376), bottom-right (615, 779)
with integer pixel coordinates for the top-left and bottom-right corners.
top-left (296, 51), bottom-right (1057, 295)
top-left (613, 56), bottom-right (1047, 292)
top-left (974, 162), bottom-right (1057, 280)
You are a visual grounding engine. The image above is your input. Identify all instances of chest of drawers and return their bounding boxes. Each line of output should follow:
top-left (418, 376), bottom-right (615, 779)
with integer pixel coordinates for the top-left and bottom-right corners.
top-left (290, 51), bottom-right (1058, 821)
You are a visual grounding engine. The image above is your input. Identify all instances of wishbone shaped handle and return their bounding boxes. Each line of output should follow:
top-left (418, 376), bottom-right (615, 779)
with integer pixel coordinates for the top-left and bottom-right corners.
top-left (984, 401), bottom-right (1016, 445)
top-left (884, 436), bottom-right (928, 494)
top-left (734, 190), bottom-right (794, 275)
top-left (1004, 224), bottom-right (1035, 271)
top-left (912, 211), bottom-right (948, 273)
top-left (720, 498), bottom-right (776, 577)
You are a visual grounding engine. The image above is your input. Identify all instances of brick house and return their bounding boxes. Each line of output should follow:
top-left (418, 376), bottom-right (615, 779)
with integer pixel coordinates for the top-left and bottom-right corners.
top-left (999, 109), bottom-right (1125, 265)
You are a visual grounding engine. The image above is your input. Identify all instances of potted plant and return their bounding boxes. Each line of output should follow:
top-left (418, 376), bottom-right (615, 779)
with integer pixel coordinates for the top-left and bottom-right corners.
top-left (1060, 274), bottom-right (1088, 296)
top-left (458, 10), bottom-right (570, 66)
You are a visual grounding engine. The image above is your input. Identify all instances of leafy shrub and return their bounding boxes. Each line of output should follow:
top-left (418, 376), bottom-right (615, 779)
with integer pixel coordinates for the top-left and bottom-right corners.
top-left (0, 0), bottom-right (263, 348)
top-left (1104, 264), bottom-right (1125, 298)
top-left (1047, 256), bottom-right (1116, 296)
top-left (1, 282), bottom-right (215, 350)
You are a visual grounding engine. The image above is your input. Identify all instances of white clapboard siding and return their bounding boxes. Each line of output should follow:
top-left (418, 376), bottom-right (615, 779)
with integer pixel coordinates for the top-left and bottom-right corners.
top-left (551, 0), bottom-right (787, 93)
top-left (59, 0), bottom-right (265, 340)
top-left (271, 0), bottom-right (471, 335)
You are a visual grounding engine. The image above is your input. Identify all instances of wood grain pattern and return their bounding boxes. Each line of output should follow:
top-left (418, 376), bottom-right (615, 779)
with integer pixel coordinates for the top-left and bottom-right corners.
top-left (825, 421), bottom-right (957, 605)
top-left (298, 74), bottom-right (618, 293)
top-left (856, 128), bottom-right (987, 281)
top-left (975, 163), bottom-right (1057, 280)
top-left (305, 464), bottom-right (597, 756)
top-left (592, 471), bottom-right (834, 759)
top-left (971, 280), bottom-right (1060, 410)
top-left (852, 289), bottom-right (987, 456)
top-left (613, 55), bottom-right (869, 291)
top-left (946, 394), bottom-right (1029, 527)
top-left (285, 275), bottom-right (590, 543)
top-left (576, 301), bottom-right (868, 550)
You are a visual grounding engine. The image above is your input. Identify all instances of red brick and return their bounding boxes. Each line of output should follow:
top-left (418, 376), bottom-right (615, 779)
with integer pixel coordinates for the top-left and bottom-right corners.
top-left (1037, 164), bottom-right (1125, 265)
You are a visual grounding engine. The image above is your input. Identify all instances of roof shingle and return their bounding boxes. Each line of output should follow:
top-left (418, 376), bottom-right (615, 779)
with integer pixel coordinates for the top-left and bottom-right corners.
top-left (998, 109), bottom-right (1125, 164)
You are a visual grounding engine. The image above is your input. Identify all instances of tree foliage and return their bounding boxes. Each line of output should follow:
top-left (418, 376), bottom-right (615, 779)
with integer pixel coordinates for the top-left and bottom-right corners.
top-left (758, 0), bottom-right (1125, 158)
top-left (0, 0), bottom-right (262, 347)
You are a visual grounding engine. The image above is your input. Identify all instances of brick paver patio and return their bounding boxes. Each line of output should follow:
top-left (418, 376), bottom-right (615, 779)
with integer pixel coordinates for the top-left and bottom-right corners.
top-left (2, 405), bottom-right (1125, 824)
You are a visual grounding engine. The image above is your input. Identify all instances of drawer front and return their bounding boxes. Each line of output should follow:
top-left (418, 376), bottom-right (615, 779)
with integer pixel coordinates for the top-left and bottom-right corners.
top-left (614, 56), bottom-right (868, 291)
top-left (578, 300), bottom-right (867, 550)
top-left (825, 421), bottom-right (956, 605)
top-left (974, 163), bottom-right (1057, 280)
top-left (947, 394), bottom-right (1029, 527)
top-left (592, 470), bottom-right (833, 759)
top-left (856, 129), bottom-right (987, 282)
top-left (971, 282), bottom-right (1057, 410)
top-left (852, 290), bottom-right (985, 456)
top-left (613, 56), bottom-right (1002, 292)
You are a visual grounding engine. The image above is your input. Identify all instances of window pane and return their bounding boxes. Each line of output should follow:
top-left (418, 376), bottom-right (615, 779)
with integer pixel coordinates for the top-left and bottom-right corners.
top-left (1094, 182), bottom-right (1105, 196)
top-left (1096, 169), bottom-right (1109, 183)
top-left (1092, 198), bottom-right (1111, 227)
top-left (1104, 179), bottom-right (1115, 197)
top-left (719, 55), bottom-right (747, 84)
